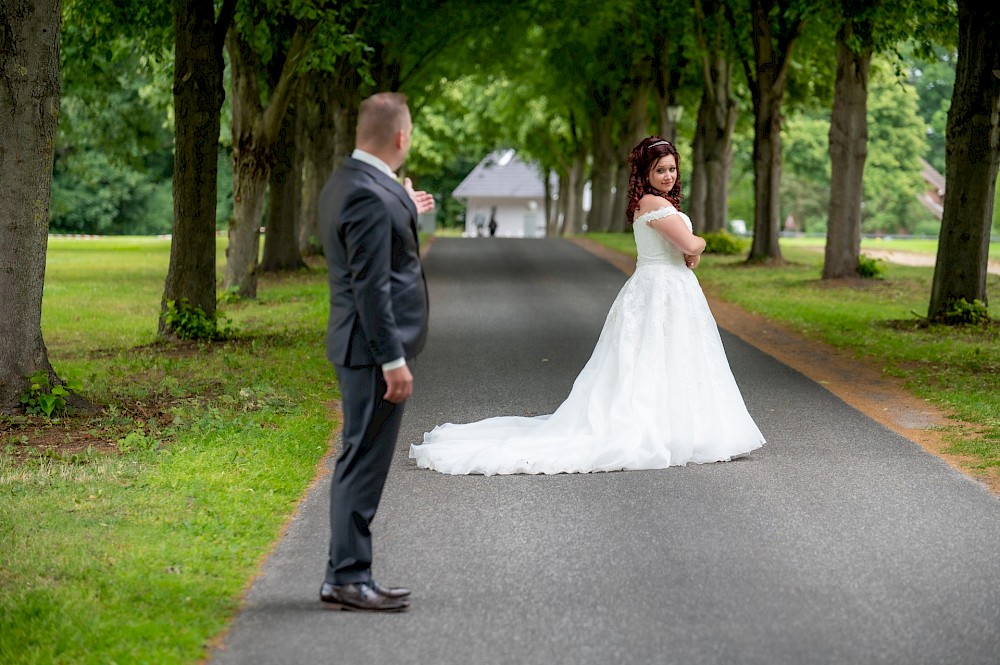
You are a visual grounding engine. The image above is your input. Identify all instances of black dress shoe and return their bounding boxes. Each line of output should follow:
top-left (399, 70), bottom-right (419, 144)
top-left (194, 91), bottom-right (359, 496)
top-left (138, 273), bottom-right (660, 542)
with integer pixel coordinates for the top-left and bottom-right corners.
top-left (319, 582), bottom-right (409, 612)
top-left (371, 580), bottom-right (411, 599)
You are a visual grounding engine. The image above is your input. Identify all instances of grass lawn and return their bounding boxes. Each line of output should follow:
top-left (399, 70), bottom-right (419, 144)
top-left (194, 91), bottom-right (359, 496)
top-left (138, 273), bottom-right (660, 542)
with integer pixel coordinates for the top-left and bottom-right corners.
top-left (585, 232), bottom-right (1000, 482)
top-left (779, 234), bottom-right (1000, 261)
top-left (1, 238), bottom-right (337, 664)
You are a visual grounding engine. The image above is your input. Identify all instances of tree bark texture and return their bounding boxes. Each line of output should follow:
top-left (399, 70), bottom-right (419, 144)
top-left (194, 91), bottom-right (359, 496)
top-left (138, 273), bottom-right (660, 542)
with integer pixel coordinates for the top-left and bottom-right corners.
top-left (160, 0), bottom-right (233, 335)
top-left (745, 0), bottom-right (801, 261)
top-left (929, 1), bottom-right (1000, 317)
top-left (298, 78), bottom-right (336, 257)
top-left (560, 147), bottom-right (587, 235)
top-left (692, 0), bottom-right (738, 234)
top-left (223, 24), bottom-right (309, 298)
top-left (544, 171), bottom-right (555, 237)
top-left (554, 170), bottom-right (568, 236)
top-left (0, 0), bottom-right (61, 410)
top-left (750, 99), bottom-right (783, 260)
top-left (689, 99), bottom-right (709, 233)
top-left (261, 101), bottom-right (306, 273)
top-left (700, 55), bottom-right (738, 234)
top-left (589, 115), bottom-right (616, 232)
top-left (299, 69), bottom-right (359, 257)
top-left (823, 25), bottom-right (871, 280)
top-left (611, 83), bottom-right (652, 233)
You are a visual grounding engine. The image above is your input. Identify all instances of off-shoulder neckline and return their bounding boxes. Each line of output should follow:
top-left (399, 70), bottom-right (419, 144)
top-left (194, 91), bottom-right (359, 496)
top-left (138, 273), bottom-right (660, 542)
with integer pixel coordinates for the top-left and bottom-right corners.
top-left (634, 206), bottom-right (680, 225)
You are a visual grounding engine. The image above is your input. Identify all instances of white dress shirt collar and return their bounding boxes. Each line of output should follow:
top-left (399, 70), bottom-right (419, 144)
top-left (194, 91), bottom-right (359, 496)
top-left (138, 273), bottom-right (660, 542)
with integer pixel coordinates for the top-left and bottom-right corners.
top-left (351, 149), bottom-right (396, 180)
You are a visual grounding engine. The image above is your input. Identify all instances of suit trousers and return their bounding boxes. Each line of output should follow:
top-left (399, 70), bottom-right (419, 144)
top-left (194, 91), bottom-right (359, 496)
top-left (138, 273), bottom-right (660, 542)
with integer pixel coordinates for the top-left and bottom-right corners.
top-left (326, 363), bottom-right (406, 585)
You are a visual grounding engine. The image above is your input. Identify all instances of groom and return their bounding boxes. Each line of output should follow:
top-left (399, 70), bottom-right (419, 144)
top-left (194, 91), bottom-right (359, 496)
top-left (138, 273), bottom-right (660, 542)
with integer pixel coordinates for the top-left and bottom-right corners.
top-left (317, 92), bottom-right (431, 612)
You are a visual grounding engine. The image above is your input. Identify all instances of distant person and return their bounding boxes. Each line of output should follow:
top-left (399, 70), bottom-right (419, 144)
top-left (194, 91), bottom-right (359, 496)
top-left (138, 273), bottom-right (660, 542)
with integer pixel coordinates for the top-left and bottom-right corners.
top-left (411, 136), bottom-right (764, 475)
top-left (488, 209), bottom-right (498, 237)
top-left (473, 212), bottom-right (486, 237)
top-left (317, 91), bottom-right (433, 611)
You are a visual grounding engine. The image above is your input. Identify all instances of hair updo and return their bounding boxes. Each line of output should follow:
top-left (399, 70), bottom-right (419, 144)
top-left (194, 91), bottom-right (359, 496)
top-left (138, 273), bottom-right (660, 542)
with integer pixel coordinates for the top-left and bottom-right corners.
top-left (625, 136), bottom-right (683, 225)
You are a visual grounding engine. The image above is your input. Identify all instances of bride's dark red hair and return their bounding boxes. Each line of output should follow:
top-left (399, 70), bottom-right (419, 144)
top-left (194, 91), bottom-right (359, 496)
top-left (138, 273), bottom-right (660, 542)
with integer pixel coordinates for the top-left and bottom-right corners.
top-left (625, 136), bottom-right (683, 225)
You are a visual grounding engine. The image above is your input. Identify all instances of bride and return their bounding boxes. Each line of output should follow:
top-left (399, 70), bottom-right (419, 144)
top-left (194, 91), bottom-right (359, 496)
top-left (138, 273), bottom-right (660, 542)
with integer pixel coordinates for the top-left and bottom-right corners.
top-left (409, 136), bottom-right (765, 475)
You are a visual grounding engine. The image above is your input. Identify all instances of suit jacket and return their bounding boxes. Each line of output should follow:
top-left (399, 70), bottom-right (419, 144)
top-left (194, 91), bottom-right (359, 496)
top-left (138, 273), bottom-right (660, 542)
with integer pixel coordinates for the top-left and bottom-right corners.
top-left (318, 157), bottom-right (429, 368)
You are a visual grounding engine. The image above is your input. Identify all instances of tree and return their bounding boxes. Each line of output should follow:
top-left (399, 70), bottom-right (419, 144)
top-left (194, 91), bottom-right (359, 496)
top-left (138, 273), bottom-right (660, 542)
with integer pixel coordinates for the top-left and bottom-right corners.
top-left (0, 0), bottom-right (63, 410)
top-left (57, 0), bottom-right (233, 339)
top-left (928, 1), bottom-right (1000, 320)
top-left (160, 0), bottom-right (237, 336)
top-left (224, 11), bottom-right (314, 298)
top-left (727, 0), bottom-right (810, 261)
top-left (822, 4), bottom-right (871, 278)
top-left (260, 94), bottom-right (307, 272)
top-left (690, 0), bottom-right (739, 234)
top-left (822, 0), bottom-right (955, 279)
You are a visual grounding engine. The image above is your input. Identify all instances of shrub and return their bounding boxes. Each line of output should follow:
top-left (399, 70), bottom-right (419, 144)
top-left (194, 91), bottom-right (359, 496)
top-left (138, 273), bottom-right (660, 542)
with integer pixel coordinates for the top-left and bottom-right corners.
top-left (19, 370), bottom-right (75, 418)
top-left (857, 254), bottom-right (886, 279)
top-left (935, 298), bottom-right (991, 326)
top-left (162, 299), bottom-right (233, 341)
top-left (702, 230), bottom-right (749, 255)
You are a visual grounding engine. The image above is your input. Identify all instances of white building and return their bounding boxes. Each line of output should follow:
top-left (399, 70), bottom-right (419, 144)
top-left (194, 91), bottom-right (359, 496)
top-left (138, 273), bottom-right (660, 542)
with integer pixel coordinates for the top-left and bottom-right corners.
top-left (452, 149), bottom-right (548, 238)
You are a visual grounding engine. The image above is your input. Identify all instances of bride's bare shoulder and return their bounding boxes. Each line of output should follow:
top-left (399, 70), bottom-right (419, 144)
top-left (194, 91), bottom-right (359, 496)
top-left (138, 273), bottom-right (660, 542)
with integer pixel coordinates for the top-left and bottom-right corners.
top-left (637, 194), bottom-right (675, 213)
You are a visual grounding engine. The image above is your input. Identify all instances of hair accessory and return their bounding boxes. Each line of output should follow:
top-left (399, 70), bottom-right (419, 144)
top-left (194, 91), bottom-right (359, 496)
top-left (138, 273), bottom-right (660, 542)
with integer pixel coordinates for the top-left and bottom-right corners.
top-left (649, 140), bottom-right (670, 148)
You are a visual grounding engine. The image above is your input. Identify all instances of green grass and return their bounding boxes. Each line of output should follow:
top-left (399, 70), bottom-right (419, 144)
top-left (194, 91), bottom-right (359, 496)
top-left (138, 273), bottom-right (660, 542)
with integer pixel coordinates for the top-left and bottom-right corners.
top-left (778, 234), bottom-right (1000, 261)
top-left (2, 238), bottom-right (336, 664)
top-left (585, 232), bottom-right (1000, 478)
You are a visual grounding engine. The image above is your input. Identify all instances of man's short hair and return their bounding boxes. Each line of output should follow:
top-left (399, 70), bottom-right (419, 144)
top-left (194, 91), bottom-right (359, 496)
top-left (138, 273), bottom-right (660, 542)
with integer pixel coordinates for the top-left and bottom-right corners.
top-left (356, 92), bottom-right (410, 149)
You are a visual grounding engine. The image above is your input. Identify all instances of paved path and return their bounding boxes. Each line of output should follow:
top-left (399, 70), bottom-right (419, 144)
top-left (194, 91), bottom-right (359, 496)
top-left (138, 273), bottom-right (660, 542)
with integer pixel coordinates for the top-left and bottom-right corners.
top-left (209, 238), bottom-right (1000, 665)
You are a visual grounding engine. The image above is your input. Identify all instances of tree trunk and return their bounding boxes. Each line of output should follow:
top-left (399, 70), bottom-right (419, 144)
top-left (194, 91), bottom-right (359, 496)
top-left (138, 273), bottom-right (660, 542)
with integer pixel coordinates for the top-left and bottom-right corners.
top-left (332, 91), bottom-right (360, 171)
top-left (544, 169), bottom-right (556, 236)
top-left (693, 0), bottom-right (738, 234)
top-left (589, 115), bottom-right (616, 232)
top-left (749, 96), bottom-right (783, 260)
top-left (160, 0), bottom-right (234, 335)
top-left (0, 0), bottom-right (61, 411)
top-left (928, 1), bottom-right (1000, 318)
top-left (298, 78), bottom-right (336, 257)
top-left (561, 148), bottom-right (587, 235)
top-left (702, 55), bottom-right (738, 234)
top-left (223, 24), bottom-right (309, 298)
top-left (571, 147), bottom-right (587, 233)
top-left (823, 25), bottom-right (871, 280)
top-left (689, 94), bottom-right (709, 233)
top-left (745, 0), bottom-right (801, 262)
top-left (261, 101), bottom-right (306, 273)
top-left (612, 83), bottom-right (652, 232)
top-left (554, 171), bottom-right (569, 236)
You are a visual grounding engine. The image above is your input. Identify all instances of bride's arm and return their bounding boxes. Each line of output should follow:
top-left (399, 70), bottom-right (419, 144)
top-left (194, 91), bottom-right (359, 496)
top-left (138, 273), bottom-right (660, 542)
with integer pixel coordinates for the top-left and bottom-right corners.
top-left (645, 211), bottom-right (706, 256)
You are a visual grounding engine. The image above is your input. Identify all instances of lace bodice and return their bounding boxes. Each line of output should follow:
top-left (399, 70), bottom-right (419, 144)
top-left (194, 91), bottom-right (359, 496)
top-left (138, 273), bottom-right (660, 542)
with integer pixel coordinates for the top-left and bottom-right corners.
top-left (632, 206), bottom-right (691, 268)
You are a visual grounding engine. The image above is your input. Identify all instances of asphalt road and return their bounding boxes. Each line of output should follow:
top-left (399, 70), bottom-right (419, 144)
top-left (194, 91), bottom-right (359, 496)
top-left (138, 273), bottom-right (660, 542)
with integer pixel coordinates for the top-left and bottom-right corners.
top-left (209, 237), bottom-right (1000, 665)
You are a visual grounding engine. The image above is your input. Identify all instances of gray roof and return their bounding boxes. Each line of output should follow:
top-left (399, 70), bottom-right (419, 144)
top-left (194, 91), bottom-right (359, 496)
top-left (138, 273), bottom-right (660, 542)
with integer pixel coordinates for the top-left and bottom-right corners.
top-left (452, 150), bottom-right (546, 199)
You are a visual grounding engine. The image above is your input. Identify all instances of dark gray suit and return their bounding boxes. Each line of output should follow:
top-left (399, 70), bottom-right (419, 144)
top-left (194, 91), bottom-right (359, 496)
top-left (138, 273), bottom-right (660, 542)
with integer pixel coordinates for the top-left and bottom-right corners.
top-left (318, 156), bottom-right (429, 585)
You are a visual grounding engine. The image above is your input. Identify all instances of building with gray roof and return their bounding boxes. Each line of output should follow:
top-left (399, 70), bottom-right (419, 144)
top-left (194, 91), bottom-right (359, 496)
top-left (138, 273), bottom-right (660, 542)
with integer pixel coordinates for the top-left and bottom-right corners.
top-left (452, 149), bottom-right (548, 238)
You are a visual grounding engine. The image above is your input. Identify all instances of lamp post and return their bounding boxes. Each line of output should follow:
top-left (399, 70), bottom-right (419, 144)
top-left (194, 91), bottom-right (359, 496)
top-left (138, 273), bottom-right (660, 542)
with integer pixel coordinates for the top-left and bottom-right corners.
top-left (665, 104), bottom-right (684, 143)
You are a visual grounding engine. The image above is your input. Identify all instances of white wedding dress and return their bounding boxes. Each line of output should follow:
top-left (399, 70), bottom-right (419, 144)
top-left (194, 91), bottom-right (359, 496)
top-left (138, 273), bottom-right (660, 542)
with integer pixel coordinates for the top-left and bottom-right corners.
top-left (409, 206), bottom-right (765, 475)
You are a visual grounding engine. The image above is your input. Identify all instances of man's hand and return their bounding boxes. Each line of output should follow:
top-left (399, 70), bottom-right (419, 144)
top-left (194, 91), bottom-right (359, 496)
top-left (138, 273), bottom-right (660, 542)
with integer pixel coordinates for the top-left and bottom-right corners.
top-left (404, 177), bottom-right (435, 215)
top-left (383, 364), bottom-right (413, 404)
top-left (684, 254), bottom-right (701, 270)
